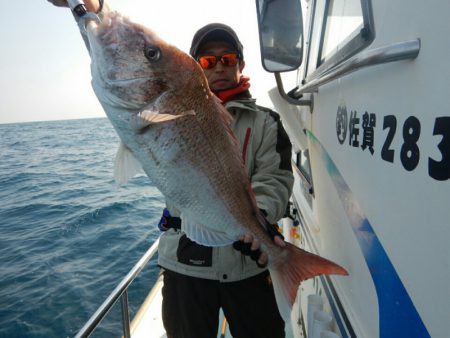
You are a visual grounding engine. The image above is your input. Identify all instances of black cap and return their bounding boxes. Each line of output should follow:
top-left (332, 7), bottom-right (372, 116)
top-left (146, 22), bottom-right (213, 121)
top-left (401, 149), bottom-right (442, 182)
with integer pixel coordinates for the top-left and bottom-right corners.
top-left (189, 23), bottom-right (244, 60)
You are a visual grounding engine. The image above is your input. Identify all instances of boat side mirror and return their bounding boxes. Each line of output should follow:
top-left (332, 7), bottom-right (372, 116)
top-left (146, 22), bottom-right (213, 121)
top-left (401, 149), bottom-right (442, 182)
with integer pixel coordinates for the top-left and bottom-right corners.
top-left (255, 0), bottom-right (304, 72)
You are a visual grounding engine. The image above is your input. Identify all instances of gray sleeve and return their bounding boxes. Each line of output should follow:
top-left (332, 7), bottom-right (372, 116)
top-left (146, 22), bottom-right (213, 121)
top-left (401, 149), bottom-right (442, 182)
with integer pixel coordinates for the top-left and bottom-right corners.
top-left (251, 112), bottom-right (294, 223)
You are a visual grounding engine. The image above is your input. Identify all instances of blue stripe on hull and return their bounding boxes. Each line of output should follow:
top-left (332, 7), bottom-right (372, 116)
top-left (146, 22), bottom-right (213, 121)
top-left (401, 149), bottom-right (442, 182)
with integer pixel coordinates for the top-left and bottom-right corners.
top-left (308, 131), bottom-right (430, 337)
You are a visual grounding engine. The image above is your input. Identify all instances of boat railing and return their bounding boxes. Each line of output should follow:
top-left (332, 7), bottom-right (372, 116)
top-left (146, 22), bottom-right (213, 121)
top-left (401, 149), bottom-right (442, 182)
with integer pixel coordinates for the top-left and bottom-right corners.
top-left (74, 237), bottom-right (160, 338)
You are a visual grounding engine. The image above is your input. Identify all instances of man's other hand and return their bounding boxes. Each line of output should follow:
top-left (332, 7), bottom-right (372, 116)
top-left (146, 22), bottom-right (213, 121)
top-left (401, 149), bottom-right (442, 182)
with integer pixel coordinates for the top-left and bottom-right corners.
top-left (233, 233), bottom-right (285, 268)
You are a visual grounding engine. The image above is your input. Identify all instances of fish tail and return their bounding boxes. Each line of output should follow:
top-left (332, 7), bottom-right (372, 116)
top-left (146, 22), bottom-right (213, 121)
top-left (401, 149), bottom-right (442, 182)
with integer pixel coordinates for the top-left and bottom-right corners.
top-left (269, 243), bottom-right (348, 322)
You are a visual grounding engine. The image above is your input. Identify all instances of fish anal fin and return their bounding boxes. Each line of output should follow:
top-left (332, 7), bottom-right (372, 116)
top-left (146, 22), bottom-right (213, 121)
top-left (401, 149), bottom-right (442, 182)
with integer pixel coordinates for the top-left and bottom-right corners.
top-left (181, 214), bottom-right (235, 247)
top-left (139, 110), bottom-right (196, 124)
top-left (269, 243), bottom-right (348, 322)
top-left (114, 143), bottom-right (143, 185)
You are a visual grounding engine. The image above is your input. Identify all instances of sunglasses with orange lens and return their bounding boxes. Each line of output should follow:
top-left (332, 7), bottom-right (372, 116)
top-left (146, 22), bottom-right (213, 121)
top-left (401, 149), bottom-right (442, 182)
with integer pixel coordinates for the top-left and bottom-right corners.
top-left (197, 53), bottom-right (239, 70)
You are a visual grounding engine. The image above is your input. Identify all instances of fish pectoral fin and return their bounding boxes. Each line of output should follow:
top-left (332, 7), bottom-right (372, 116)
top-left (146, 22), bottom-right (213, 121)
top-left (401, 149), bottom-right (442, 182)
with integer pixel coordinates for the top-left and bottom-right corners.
top-left (138, 110), bottom-right (196, 124)
top-left (114, 143), bottom-right (143, 185)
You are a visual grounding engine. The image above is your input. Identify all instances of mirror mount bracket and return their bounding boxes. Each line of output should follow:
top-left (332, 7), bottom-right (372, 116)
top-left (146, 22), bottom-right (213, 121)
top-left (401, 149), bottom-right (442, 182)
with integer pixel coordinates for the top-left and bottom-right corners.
top-left (275, 72), bottom-right (313, 109)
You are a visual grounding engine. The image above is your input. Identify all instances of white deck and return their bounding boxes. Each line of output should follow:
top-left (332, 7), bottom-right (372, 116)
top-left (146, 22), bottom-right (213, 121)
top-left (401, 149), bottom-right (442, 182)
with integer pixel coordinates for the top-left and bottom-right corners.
top-left (130, 275), bottom-right (232, 338)
top-left (131, 275), bottom-right (167, 338)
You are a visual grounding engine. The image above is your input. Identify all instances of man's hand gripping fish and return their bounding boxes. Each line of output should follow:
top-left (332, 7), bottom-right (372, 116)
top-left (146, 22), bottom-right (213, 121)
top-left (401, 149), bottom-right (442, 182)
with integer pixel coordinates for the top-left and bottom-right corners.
top-left (78, 10), bottom-right (348, 322)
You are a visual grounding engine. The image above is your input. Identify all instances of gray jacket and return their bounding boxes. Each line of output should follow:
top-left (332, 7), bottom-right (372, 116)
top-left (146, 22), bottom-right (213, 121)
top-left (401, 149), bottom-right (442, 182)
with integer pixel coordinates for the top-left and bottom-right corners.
top-left (158, 97), bottom-right (294, 282)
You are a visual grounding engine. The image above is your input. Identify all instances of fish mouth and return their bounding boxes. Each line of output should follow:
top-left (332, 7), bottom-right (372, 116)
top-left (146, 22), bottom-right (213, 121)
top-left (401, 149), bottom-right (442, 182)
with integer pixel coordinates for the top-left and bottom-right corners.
top-left (85, 12), bottom-right (148, 84)
top-left (86, 11), bottom-right (132, 48)
top-left (86, 12), bottom-right (162, 108)
top-left (95, 13), bottom-right (124, 44)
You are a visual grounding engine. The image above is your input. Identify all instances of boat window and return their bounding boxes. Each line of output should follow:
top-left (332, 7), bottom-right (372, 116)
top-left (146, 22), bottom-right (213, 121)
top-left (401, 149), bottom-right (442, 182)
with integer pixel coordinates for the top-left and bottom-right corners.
top-left (305, 0), bottom-right (374, 79)
top-left (305, 0), bottom-right (327, 76)
top-left (297, 149), bottom-right (312, 182)
top-left (320, 0), bottom-right (364, 62)
top-left (293, 149), bottom-right (314, 201)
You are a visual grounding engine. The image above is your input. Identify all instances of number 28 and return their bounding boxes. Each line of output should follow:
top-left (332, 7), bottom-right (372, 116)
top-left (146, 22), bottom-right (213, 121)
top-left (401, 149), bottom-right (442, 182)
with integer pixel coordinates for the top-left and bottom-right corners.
top-left (381, 116), bottom-right (450, 181)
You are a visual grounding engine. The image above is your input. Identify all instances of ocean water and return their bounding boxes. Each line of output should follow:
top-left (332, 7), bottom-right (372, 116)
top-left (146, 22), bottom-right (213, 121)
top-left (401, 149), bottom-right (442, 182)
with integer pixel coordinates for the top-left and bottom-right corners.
top-left (0, 118), bottom-right (165, 338)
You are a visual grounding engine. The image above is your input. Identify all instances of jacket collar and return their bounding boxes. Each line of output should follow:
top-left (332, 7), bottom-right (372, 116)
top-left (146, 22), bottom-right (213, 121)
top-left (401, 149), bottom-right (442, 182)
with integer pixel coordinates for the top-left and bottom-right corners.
top-left (225, 98), bottom-right (259, 112)
top-left (214, 76), bottom-right (251, 103)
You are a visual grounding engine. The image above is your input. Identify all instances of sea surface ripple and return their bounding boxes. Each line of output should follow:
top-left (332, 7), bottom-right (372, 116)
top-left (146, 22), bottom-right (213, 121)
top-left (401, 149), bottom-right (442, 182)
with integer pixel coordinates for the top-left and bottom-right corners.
top-left (0, 118), bottom-right (164, 337)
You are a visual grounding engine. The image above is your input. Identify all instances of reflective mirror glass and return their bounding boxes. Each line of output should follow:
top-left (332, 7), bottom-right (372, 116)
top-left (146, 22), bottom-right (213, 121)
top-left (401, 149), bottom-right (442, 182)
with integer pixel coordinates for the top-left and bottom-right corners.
top-left (256, 0), bottom-right (304, 72)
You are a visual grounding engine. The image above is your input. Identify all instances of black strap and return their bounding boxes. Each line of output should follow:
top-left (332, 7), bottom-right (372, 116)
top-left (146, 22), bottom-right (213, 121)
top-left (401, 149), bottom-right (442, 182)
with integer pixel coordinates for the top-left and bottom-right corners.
top-left (164, 216), bottom-right (181, 229)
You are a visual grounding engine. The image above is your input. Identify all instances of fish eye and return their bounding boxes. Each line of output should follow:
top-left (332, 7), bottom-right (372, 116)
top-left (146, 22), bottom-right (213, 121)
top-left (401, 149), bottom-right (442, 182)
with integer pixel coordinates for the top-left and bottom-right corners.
top-left (144, 45), bottom-right (161, 61)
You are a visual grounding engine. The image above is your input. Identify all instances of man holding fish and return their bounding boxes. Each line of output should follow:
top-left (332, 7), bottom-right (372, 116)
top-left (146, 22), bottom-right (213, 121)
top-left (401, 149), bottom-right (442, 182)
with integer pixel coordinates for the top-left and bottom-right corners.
top-left (156, 21), bottom-right (293, 338)
top-left (47, 1), bottom-right (348, 337)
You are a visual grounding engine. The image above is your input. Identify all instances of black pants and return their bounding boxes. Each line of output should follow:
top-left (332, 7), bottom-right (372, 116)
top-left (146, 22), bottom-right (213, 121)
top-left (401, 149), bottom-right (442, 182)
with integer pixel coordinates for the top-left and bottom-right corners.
top-left (161, 269), bottom-right (285, 338)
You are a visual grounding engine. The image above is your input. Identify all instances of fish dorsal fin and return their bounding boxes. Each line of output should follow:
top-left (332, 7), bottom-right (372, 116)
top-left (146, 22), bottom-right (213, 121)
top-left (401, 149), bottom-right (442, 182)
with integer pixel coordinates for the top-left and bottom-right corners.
top-left (138, 110), bottom-right (196, 124)
top-left (114, 143), bottom-right (143, 185)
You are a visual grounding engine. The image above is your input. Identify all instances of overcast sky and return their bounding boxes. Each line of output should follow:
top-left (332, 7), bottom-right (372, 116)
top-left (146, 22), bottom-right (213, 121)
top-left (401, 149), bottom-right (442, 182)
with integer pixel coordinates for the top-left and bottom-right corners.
top-left (0, 0), bottom-right (297, 124)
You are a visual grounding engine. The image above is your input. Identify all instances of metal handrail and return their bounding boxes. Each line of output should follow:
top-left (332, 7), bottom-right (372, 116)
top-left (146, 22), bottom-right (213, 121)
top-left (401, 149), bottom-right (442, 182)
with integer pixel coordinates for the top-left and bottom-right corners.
top-left (296, 39), bottom-right (421, 95)
top-left (75, 237), bottom-right (160, 338)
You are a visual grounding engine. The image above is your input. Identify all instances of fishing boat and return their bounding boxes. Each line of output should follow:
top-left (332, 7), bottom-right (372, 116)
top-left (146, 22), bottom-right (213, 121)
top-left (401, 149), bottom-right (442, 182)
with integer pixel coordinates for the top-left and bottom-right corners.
top-left (73, 0), bottom-right (449, 337)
